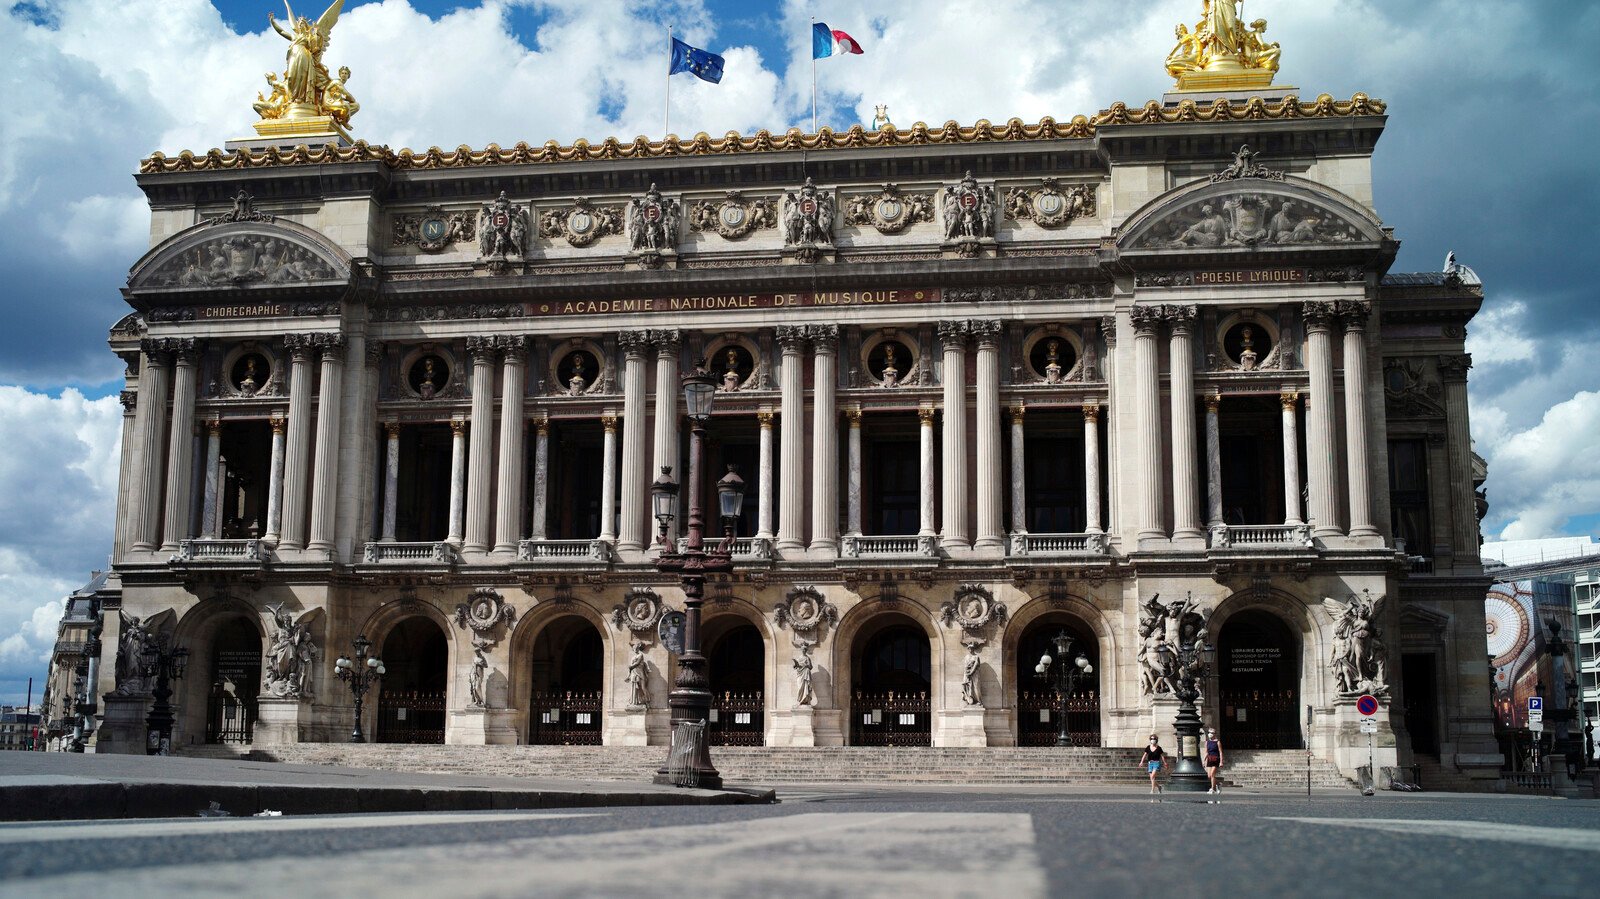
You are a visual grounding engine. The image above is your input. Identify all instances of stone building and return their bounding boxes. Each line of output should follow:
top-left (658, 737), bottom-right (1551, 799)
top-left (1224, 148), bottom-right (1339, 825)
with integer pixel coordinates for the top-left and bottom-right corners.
top-left (92, 16), bottom-right (1499, 780)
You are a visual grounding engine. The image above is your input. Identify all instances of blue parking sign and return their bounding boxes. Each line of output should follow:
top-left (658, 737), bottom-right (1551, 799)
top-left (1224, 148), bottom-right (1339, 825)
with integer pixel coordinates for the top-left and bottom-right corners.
top-left (1529, 697), bottom-right (1543, 711)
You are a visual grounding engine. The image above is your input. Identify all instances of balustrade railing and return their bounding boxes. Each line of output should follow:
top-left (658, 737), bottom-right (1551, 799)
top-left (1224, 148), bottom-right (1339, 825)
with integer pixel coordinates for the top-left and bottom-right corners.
top-left (841, 535), bottom-right (939, 559)
top-left (1007, 532), bottom-right (1108, 557)
top-left (362, 541), bottom-right (458, 565)
top-left (672, 536), bottom-right (773, 560)
top-left (1210, 524), bottom-right (1312, 549)
top-left (518, 539), bottom-right (612, 563)
top-left (177, 539), bottom-right (265, 562)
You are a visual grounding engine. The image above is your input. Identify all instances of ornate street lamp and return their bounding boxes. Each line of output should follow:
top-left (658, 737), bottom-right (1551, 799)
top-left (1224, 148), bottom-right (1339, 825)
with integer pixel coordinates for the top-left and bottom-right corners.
top-left (1034, 629), bottom-right (1095, 747)
top-left (143, 635), bottom-right (190, 755)
top-left (334, 634), bottom-right (385, 743)
top-left (653, 362), bottom-right (745, 789)
top-left (1161, 634), bottom-right (1217, 791)
top-left (70, 594), bottom-right (105, 753)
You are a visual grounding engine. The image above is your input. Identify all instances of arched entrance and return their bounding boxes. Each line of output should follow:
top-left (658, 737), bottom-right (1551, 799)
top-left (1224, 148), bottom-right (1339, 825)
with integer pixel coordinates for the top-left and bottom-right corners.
top-left (706, 620), bottom-right (765, 746)
top-left (527, 616), bottom-right (604, 745)
top-left (1015, 616), bottom-right (1101, 747)
top-left (850, 615), bottom-right (932, 746)
top-left (1217, 610), bottom-right (1302, 749)
top-left (204, 617), bottom-right (262, 745)
top-left (376, 617), bottom-right (448, 744)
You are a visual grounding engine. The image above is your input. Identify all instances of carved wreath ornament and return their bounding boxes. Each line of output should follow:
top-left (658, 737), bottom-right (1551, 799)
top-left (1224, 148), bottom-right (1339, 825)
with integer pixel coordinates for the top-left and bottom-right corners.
top-left (454, 587), bottom-right (516, 647)
top-left (611, 588), bottom-right (666, 636)
top-left (940, 584), bottom-right (1008, 633)
top-left (775, 586), bottom-right (839, 646)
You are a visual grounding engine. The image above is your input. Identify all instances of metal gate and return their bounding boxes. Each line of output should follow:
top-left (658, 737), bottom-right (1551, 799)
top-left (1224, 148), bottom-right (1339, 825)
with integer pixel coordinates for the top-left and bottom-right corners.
top-left (376, 689), bottom-right (446, 744)
top-left (528, 690), bottom-right (603, 745)
top-left (1221, 689), bottom-right (1301, 749)
top-left (1018, 689), bottom-right (1100, 747)
top-left (709, 691), bottom-right (764, 746)
top-left (205, 678), bottom-right (255, 744)
top-left (850, 689), bottom-right (930, 746)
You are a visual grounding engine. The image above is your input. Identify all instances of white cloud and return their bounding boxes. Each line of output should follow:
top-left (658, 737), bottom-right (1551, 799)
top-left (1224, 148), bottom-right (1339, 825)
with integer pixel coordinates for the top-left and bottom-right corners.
top-left (1466, 300), bottom-right (1538, 367)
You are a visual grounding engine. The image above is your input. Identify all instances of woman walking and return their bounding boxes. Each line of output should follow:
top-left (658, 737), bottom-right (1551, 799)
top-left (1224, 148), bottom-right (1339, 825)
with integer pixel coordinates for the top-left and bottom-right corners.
top-left (1204, 728), bottom-right (1225, 794)
top-left (1140, 734), bottom-right (1166, 794)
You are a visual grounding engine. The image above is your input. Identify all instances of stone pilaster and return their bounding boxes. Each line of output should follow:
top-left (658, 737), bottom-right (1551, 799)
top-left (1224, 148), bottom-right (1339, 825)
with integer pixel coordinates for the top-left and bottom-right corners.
top-left (494, 336), bottom-right (528, 553)
top-left (529, 415), bottom-right (550, 540)
top-left (263, 414), bottom-right (286, 545)
top-left (447, 418), bottom-right (467, 545)
top-left (617, 330), bottom-right (651, 554)
top-left (1083, 403), bottom-right (1102, 534)
top-left (598, 411), bottom-right (619, 542)
top-left (277, 335), bottom-right (316, 552)
top-left (776, 326), bottom-right (808, 554)
top-left (1008, 404), bottom-right (1027, 537)
top-left (973, 320), bottom-right (1004, 552)
top-left (756, 409), bottom-right (775, 540)
top-left (463, 336), bottom-right (498, 554)
top-left (1439, 353), bottom-right (1479, 564)
top-left (113, 389), bottom-right (138, 559)
top-left (381, 422), bottom-right (400, 542)
top-left (650, 329), bottom-right (681, 548)
top-left (1281, 392), bottom-right (1303, 525)
top-left (127, 344), bottom-right (170, 553)
top-left (938, 320), bottom-right (970, 552)
top-left (1339, 301), bottom-right (1379, 540)
top-left (1303, 302), bottom-right (1341, 540)
top-left (1130, 306), bottom-right (1165, 543)
top-left (201, 418), bottom-right (222, 539)
top-left (307, 335), bottom-right (345, 556)
top-left (845, 407), bottom-right (863, 537)
top-left (808, 324), bottom-right (839, 554)
top-left (918, 405), bottom-right (937, 537)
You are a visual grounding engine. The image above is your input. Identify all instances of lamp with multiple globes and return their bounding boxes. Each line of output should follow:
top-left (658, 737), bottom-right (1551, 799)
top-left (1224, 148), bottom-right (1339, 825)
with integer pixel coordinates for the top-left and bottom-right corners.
top-left (1033, 629), bottom-right (1095, 747)
top-left (143, 636), bottom-right (189, 755)
top-left (334, 634), bottom-right (385, 743)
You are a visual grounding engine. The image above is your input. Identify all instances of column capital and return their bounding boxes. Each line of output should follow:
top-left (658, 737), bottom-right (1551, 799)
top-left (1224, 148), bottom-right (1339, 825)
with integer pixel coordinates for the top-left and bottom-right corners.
top-left (804, 324), bottom-right (839, 351)
top-left (365, 340), bottom-right (386, 367)
top-left (384, 421), bottom-right (401, 439)
top-left (1008, 403), bottom-right (1026, 424)
top-left (205, 417), bottom-right (223, 435)
top-left (1128, 304), bottom-right (1163, 335)
top-left (1099, 314), bottom-right (1118, 347)
top-left (310, 332), bottom-right (345, 362)
top-left (1279, 390), bottom-right (1299, 411)
top-left (844, 406), bottom-right (862, 427)
top-left (1437, 353), bottom-right (1472, 382)
top-left (775, 325), bottom-right (808, 351)
top-left (601, 411), bottom-right (619, 431)
top-left (1335, 299), bottom-right (1371, 330)
top-left (270, 414), bottom-right (287, 434)
top-left (648, 328), bottom-right (681, 354)
top-left (936, 320), bottom-right (969, 349)
top-left (1205, 393), bottom-right (1222, 414)
top-left (969, 319), bottom-right (1002, 346)
top-left (465, 334), bottom-right (498, 362)
top-left (756, 408), bottom-right (775, 428)
top-left (1301, 301), bottom-right (1339, 332)
top-left (119, 390), bottom-right (137, 411)
top-left (618, 330), bottom-right (652, 356)
top-left (1159, 304), bottom-right (1198, 334)
top-left (1081, 401), bottom-right (1099, 423)
top-left (918, 405), bottom-right (936, 426)
top-left (450, 418), bottom-right (468, 436)
top-left (496, 334), bottom-right (529, 360)
top-left (533, 414), bottom-right (550, 435)
top-left (283, 333), bottom-right (319, 360)
top-left (170, 337), bottom-right (204, 365)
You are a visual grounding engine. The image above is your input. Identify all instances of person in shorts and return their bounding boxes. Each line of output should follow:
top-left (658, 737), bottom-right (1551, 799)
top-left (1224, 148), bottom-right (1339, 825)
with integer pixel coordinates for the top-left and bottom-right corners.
top-left (1204, 728), bottom-right (1225, 794)
top-left (1140, 734), bottom-right (1166, 793)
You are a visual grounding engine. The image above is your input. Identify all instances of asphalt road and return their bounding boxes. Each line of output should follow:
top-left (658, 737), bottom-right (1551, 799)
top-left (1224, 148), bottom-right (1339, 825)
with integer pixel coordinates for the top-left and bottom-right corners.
top-left (2, 785), bottom-right (1596, 897)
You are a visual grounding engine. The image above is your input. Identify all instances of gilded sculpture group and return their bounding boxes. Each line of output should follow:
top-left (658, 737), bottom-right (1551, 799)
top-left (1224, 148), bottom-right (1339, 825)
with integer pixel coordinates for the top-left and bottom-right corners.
top-left (253, 0), bottom-right (359, 129)
top-left (1165, 0), bottom-right (1281, 84)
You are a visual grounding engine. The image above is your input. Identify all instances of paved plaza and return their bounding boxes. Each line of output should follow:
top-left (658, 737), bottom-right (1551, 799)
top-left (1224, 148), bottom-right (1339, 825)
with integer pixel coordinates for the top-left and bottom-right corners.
top-left (2, 786), bottom-right (1595, 897)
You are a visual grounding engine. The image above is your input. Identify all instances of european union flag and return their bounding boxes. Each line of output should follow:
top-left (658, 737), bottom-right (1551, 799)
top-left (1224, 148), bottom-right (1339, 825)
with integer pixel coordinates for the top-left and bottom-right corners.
top-left (670, 37), bottom-right (724, 84)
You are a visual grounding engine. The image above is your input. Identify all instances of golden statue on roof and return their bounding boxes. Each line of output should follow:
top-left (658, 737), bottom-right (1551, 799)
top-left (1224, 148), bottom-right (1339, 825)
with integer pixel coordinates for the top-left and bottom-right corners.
top-left (1166, 0), bottom-right (1283, 92)
top-left (249, 0), bottom-right (357, 143)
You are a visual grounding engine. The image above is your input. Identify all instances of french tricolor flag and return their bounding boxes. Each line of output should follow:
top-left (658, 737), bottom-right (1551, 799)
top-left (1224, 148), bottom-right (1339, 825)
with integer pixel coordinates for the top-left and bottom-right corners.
top-left (812, 22), bottom-right (864, 58)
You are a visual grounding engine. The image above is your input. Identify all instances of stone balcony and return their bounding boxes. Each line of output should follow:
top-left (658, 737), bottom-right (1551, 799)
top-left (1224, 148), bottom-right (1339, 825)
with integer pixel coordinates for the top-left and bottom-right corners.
top-left (840, 534), bottom-right (940, 562)
top-left (1006, 532), bottom-right (1109, 558)
top-left (517, 539), bottom-right (613, 569)
top-left (1208, 524), bottom-right (1313, 550)
top-left (172, 539), bottom-right (267, 567)
top-left (361, 541), bottom-right (458, 566)
top-left (673, 536), bottom-right (775, 562)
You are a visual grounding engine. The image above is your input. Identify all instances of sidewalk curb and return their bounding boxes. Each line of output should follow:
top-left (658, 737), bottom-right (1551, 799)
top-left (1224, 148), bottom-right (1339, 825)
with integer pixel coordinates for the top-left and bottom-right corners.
top-left (0, 781), bottom-right (777, 821)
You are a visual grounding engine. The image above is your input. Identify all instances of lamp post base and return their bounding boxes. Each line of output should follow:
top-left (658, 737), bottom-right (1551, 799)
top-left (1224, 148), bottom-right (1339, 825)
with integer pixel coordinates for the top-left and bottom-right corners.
top-left (1169, 700), bottom-right (1210, 792)
top-left (654, 681), bottom-right (722, 789)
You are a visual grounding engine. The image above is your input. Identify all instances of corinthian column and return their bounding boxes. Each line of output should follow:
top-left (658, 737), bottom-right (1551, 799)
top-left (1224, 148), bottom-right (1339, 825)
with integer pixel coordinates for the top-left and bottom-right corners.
top-left (650, 329), bottom-right (681, 548)
top-left (278, 336), bottom-right (316, 552)
top-left (939, 321), bottom-right (971, 551)
top-left (1440, 353), bottom-right (1478, 561)
top-left (1303, 302), bottom-right (1341, 540)
top-left (776, 326), bottom-right (808, 554)
top-left (617, 331), bottom-right (651, 554)
top-left (381, 422), bottom-right (400, 542)
top-left (159, 340), bottom-right (201, 551)
top-left (1009, 404), bottom-right (1027, 537)
top-left (1130, 306), bottom-right (1165, 542)
top-left (1339, 302), bottom-right (1379, 539)
top-left (1281, 392), bottom-right (1303, 526)
top-left (263, 414), bottom-right (286, 546)
top-left (462, 336), bottom-right (498, 555)
top-left (919, 405), bottom-right (937, 537)
top-left (973, 321), bottom-right (1004, 552)
top-left (447, 418), bottom-right (466, 545)
top-left (809, 324), bottom-right (839, 554)
top-left (494, 337), bottom-right (528, 553)
top-left (1165, 306), bottom-right (1202, 545)
top-left (756, 409), bottom-right (775, 540)
top-left (598, 411), bottom-right (619, 542)
top-left (201, 418), bottom-right (222, 539)
top-left (845, 407), bottom-right (863, 537)
top-left (529, 416), bottom-right (550, 541)
top-left (1205, 395), bottom-right (1223, 533)
top-left (307, 335), bottom-right (345, 556)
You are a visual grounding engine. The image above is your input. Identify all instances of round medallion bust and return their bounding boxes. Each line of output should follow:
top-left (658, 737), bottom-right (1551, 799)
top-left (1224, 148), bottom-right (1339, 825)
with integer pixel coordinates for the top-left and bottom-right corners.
top-left (230, 352), bottom-right (271, 395)
top-left (408, 354), bottom-right (450, 398)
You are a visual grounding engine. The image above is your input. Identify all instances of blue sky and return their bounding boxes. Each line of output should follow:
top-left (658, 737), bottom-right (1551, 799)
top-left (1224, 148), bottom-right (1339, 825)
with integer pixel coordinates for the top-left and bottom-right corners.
top-left (0, 0), bottom-right (1596, 705)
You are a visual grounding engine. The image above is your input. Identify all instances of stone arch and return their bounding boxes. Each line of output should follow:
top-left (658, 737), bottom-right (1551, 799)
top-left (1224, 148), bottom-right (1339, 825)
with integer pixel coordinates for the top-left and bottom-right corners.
top-left (126, 218), bottom-right (354, 296)
top-left (172, 595), bottom-right (272, 749)
top-left (1002, 592), bottom-right (1121, 715)
top-left (1208, 586), bottom-right (1326, 749)
top-left (703, 598), bottom-right (778, 701)
top-left (831, 595), bottom-right (944, 745)
top-left (506, 596), bottom-right (614, 744)
top-left (359, 596), bottom-right (457, 743)
top-left (1116, 175), bottom-right (1386, 253)
top-left (702, 599), bottom-right (773, 745)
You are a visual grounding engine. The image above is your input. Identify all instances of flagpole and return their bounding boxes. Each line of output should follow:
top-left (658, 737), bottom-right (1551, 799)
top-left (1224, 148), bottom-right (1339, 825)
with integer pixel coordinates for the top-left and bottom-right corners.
top-left (665, 25), bottom-right (672, 139)
top-left (810, 17), bottom-right (817, 132)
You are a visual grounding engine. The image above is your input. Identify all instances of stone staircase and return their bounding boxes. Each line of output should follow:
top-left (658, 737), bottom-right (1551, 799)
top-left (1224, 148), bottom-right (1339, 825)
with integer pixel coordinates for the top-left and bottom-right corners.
top-left (224, 744), bottom-right (1357, 790)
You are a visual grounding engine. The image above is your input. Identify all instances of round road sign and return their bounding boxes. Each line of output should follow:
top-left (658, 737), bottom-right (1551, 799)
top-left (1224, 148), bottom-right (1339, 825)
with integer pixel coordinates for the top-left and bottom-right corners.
top-left (1356, 694), bottom-right (1380, 716)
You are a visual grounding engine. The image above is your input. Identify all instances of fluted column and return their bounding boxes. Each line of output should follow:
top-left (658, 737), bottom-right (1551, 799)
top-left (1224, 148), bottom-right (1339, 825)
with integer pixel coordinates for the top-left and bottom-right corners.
top-left (529, 416), bottom-right (550, 541)
top-left (113, 389), bottom-right (139, 559)
top-left (1083, 403), bottom-right (1102, 533)
top-left (845, 408), bottom-right (862, 536)
top-left (1166, 306), bottom-right (1202, 544)
top-left (1440, 353), bottom-right (1478, 561)
top-left (447, 419), bottom-right (467, 545)
top-left (617, 331), bottom-right (651, 554)
top-left (756, 409), bottom-right (775, 540)
top-left (1340, 302), bottom-right (1378, 539)
top-left (463, 337), bottom-right (497, 554)
top-left (1205, 395), bottom-right (1223, 533)
top-left (650, 329), bottom-right (681, 548)
top-left (918, 405), bottom-right (937, 537)
top-left (809, 325), bottom-right (839, 553)
top-left (1303, 303), bottom-right (1341, 539)
top-left (1009, 404), bottom-right (1027, 537)
top-left (158, 340), bottom-right (200, 551)
top-left (598, 412), bottom-right (619, 542)
top-left (307, 336), bottom-right (345, 555)
top-left (201, 418), bottom-right (222, 539)
top-left (1130, 307), bottom-right (1165, 542)
top-left (494, 337), bottom-right (528, 553)
top-left (381, 423), bottom-right (400, 542)
top-left (973, 321), bottom-right (1004, 552)
top-left (939, 320), bottom-right (970, 551)
top-left (278, 338), bottom-right (315, 551)
top-left (1281, 392), bottom-right (1303, 525)
top-left (263, 415), bottom-right (286, 545)
top-left (776, 326), bottom-right (807, 554)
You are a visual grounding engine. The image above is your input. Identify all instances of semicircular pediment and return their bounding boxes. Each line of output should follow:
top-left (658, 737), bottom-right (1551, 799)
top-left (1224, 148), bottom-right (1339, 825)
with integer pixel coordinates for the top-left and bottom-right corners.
top-left (1118, 175), bottom-right (1386, 253)
top-left (127, 217), bottom-right (353, 294)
